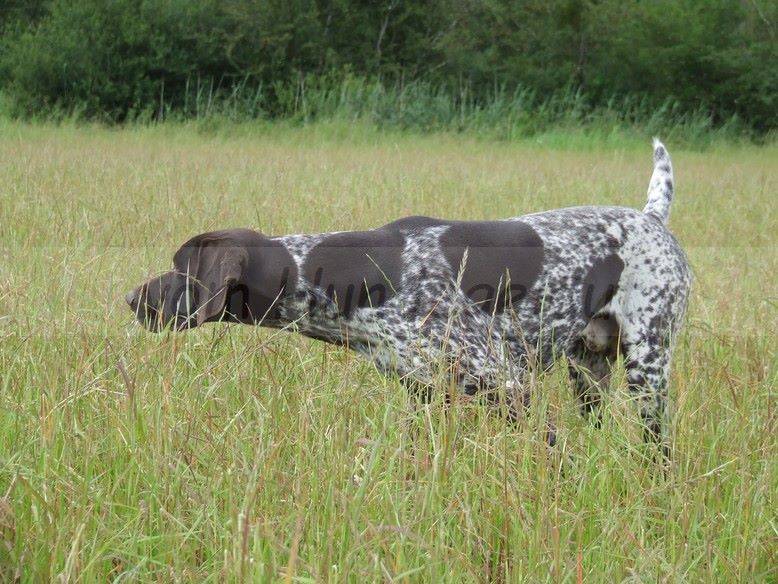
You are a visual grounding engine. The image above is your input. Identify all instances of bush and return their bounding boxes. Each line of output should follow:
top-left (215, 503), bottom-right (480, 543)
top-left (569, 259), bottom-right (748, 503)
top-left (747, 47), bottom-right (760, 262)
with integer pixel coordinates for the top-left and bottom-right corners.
top-left (2, 0), bottom-right (231, 120)
top-left (0, 0), bottom-right (775, 133)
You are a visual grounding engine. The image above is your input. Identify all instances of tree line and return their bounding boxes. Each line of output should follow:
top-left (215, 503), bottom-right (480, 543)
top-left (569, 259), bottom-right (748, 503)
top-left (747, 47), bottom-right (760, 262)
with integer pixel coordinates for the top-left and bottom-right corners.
top-left (0, 0), bottom-right (775, 134)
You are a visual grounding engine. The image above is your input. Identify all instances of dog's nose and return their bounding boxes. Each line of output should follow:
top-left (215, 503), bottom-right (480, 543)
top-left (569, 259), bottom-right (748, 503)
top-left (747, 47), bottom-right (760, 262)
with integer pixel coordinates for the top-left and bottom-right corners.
top-left (125, 289), bottom-right (139, 308)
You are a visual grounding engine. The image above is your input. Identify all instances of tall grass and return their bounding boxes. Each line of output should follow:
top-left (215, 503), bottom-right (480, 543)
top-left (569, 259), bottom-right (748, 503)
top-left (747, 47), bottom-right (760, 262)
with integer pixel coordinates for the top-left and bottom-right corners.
top-left (8, 75), bottom-right (760, 149)
top-left (0, 123), bottom-right (775, 581)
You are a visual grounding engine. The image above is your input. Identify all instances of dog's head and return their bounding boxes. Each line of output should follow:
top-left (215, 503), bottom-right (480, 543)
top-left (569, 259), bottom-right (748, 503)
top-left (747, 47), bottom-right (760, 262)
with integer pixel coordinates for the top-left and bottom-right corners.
top-left (126, 229), bottom-right (295, 332)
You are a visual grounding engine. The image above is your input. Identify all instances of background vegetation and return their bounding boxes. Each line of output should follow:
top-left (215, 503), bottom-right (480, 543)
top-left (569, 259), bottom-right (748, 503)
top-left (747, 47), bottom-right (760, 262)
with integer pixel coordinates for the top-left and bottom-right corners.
top-left (0, 123), bottom-right (775, 581)
top-left (1, 0), bottom-right (776, 136)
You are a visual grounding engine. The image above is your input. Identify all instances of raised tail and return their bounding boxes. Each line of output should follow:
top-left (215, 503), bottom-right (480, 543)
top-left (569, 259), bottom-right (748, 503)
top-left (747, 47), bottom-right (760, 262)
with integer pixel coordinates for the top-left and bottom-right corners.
top-left (643, 138), bottom-right (674, 224)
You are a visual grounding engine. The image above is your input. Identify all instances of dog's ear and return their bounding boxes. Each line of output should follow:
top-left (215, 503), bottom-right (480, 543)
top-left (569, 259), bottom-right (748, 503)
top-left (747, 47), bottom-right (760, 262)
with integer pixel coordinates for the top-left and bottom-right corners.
top-left (175, 235), bottom-right (248, 326)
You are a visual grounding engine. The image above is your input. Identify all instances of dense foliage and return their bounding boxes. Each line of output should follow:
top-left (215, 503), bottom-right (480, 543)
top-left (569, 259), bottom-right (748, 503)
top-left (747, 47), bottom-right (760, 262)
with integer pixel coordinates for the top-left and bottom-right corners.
top-left (1, 0), bottom-right (776, 133)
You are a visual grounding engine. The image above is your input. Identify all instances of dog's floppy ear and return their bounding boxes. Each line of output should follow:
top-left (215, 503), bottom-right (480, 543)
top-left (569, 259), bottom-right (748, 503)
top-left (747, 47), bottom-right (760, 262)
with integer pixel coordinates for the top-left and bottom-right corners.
top-left (175, 234), bottom-right (248, 326)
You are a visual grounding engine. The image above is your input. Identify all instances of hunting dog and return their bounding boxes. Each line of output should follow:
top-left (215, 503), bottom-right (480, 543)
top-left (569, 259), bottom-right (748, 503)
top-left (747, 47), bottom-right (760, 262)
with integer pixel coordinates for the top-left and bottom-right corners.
top-left (126, 140), bottom-right (690, 456)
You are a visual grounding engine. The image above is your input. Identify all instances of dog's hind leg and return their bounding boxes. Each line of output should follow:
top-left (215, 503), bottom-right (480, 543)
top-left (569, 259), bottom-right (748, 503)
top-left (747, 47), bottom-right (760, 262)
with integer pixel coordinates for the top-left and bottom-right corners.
top-left (568, 346), bottom-right (613, 426)
top-left (568, 309), bottom-right (621, 424)
top-left (620, 333), bottom-right (674, 461)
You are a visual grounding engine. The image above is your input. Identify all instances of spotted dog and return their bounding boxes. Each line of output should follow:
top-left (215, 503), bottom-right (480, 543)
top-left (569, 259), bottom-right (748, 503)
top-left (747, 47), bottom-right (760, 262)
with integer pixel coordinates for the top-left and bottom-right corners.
top-left (126, 139), bottom-right (690, 456)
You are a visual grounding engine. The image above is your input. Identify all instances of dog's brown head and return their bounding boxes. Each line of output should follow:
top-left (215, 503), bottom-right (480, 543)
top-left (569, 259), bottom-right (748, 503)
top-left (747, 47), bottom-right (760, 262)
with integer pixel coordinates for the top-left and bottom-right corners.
top-left (126, 229), bottom-right (250, 331)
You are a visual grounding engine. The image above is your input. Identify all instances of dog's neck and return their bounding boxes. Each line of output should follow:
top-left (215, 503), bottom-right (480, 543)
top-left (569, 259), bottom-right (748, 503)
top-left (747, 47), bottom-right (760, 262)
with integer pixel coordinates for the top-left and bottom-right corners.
top-left (220, 235), bottom-right (300, 327)
top-left (222, 230), bottom-right (404, 349)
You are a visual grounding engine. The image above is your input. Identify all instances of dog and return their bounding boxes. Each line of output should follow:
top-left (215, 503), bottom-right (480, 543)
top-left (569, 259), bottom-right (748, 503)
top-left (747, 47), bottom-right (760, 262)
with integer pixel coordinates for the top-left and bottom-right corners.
top-left (126, 139), bottom-right (690, 456)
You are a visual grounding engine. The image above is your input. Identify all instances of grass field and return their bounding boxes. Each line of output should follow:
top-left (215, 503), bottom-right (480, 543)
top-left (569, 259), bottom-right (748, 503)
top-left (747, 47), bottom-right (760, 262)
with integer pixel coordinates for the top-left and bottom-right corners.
top-left (0, 121), bottom-right (775, 582)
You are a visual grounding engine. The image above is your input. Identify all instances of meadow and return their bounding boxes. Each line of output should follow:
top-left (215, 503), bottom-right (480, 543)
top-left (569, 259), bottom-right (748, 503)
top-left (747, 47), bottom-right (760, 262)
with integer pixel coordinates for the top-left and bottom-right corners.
top-left (0, 121), bottom-right (775, 581)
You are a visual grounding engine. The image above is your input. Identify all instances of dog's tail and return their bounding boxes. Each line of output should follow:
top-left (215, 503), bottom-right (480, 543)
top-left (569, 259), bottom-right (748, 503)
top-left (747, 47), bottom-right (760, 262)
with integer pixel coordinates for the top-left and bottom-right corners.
top-left (643, 138), bottom-right (674, 224)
